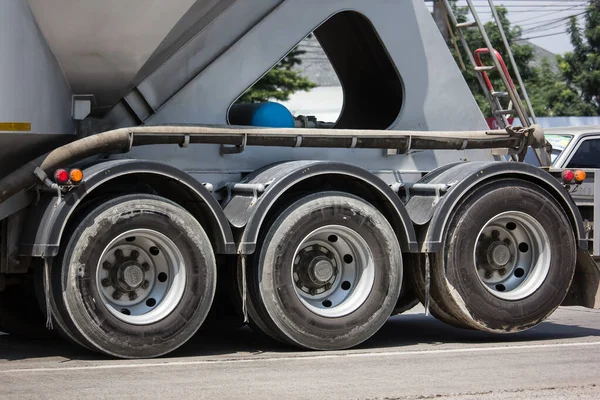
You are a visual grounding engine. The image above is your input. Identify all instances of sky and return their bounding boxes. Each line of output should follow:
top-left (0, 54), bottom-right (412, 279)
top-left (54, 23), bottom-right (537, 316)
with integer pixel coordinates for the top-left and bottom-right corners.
top-left (426, 0), bottom-right (591, 55)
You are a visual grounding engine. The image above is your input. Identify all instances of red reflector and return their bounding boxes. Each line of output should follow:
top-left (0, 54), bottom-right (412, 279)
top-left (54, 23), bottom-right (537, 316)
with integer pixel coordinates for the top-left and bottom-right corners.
top-left (54, 169), bottom-right (69, 184)
top-left (562, 170), bottom-right (575, 183)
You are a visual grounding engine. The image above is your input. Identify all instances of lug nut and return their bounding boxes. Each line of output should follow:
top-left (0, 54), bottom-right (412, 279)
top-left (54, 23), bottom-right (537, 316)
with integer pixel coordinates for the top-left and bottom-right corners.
top-left (141, 280), bottom-right (150, 290)
top-left (142, 263), bottom-right (150, 271)
top-left (499, 268), bottom-right (507, 276)
top-left (103, 261), bottom-right (112, 270)
top-left (130, 250), bottom-right (140, 260)
top-left (101, 278), bottom-right (111, 287)
top-left (115, 249), bottom-right (125, 262)
top-left (492, 230), bottom-right (500, 238)
top-left (485, 271), bottom-right (493, 279)
top-left (129, 292), bottom-right (138, 301)
top-left (112, 290), bottom-right (123, 300)
top-left (504, 238), bottom-right (511, 245)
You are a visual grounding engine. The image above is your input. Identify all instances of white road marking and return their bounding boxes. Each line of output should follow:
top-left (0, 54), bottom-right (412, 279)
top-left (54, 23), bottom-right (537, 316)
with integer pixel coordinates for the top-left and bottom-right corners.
top-left (2, 340), bottom-right (599, 374)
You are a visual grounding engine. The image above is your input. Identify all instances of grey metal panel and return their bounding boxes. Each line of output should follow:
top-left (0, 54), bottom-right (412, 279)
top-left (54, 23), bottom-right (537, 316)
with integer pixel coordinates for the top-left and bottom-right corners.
top-left (147, 0), bottom-right (486, 130)
top-left (131, 0), bottom-right (237, 87)
top-left (103, 0), bottom-right (493, 184)
top-left (136, 0), bottom-right (283, 113)
top-left (405, 161), bottom-right (588, 252)
top-left (19, 159), bottom-right (236, 257)
top-left (0, 0), bottom-right (73, 135)
top-left (27, 0), bottom-right (198, 109)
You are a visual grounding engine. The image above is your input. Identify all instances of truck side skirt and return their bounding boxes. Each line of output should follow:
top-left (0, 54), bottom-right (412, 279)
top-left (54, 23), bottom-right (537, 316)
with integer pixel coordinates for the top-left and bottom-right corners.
top-left (406, 161), bottom-right (587, 253)
top-left (19, 160), bottom-right (236, 257)
top-left (223, 160), bottom-right (419, 254)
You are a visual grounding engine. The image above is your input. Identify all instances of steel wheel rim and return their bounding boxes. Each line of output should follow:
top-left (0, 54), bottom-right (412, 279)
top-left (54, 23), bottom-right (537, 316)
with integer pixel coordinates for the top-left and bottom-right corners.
top-left (473, 211), bottom-right (551, 300)
top-left (291, 225), bottom-right (375, 317)
top-left (96, 229), bottom-right (186, 325)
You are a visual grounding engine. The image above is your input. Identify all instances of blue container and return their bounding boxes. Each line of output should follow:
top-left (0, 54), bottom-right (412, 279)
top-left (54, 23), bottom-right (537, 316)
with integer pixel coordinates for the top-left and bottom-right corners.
top-left (229, 102), bottom-right (295, 128)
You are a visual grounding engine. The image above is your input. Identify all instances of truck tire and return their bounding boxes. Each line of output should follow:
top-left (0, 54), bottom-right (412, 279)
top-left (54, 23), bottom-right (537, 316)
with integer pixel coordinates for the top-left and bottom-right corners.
top-left (392, 292), bottom-right (419, 316)
top-left (391, 261), bottom-right (419, 315)
top-left (248, 192), bottom-right (402, 350)
top-left (54, 194), bottom-right (216, 358)
top-left (430, 179), bottom-right (577, 333)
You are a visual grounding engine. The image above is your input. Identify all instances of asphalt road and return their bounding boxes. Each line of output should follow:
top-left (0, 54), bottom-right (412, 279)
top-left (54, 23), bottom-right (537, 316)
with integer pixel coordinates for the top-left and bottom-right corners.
top-left (0, 305), bottom-right (599, 399)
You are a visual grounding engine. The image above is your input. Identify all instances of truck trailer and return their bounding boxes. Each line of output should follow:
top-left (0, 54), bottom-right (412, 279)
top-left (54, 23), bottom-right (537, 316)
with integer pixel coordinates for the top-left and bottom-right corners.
top-left (0, 0), bottom-right (598, 358)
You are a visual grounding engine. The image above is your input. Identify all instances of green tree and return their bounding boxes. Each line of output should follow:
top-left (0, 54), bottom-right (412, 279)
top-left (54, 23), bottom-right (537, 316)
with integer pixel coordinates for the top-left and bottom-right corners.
top-left (237, 46), bottom-right (317, 103)
top-left (529, 58), bottom-right (594, 116)
top-left (557, 1), bottom-right (600, 115)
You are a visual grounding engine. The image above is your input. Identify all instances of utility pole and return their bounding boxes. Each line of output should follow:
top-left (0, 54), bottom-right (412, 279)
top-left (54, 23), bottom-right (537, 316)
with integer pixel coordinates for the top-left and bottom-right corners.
top-left (429, 0), bottom-right (450, 43)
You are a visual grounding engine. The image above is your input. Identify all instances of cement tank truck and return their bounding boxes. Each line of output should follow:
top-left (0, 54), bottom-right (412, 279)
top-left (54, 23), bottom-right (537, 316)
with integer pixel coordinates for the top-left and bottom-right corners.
top-left (0, 0), bottom-right (598, 358)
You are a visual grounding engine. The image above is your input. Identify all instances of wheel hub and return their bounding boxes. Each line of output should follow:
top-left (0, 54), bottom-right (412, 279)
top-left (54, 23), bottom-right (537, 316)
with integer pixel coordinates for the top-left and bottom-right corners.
top-left (119, 262), bottom-right (145, 290)
top-left (487, 242), bottom-right (511, 269)
top-left (104, 249), bottom-right (150, 295)
top-left (291, 225), bottom-right (376, 318)
top-left (473, 212), bottom-right (551, 300)
top-left (294, 246), bottom-right (338, 295)
top-left (97, 229), bottom-right (187, 325)
top-left (310, 258), bottom-right (335, 284)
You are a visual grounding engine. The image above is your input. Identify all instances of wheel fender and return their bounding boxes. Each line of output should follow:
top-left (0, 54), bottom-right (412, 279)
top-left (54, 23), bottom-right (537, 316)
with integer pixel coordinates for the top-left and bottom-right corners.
top-left (19, 159), bottom-right (236, 257)
top-left (406, 161), bottom-right (587, 252)
top-left (223, 160), bottom-right (418, 254)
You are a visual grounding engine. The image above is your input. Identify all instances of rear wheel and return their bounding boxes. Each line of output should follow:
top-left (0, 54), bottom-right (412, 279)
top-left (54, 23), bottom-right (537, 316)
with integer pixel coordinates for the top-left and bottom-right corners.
top-left (247, 192), bottom-right (402, 350)
top-left (54, 194), bottom-right (216, 358)
top-left (429, 180), bottom-right (576, 332)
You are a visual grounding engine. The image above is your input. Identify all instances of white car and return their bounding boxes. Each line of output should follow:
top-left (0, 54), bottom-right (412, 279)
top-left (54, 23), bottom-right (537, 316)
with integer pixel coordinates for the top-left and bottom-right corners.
top-left (525, 126), bottom-right (600, 168)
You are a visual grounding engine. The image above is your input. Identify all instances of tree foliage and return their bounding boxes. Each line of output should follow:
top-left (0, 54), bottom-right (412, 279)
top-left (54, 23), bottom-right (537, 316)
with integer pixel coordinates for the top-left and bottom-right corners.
top-left (237, 46), bottom-right (317, 104)
top-left (557, 1), bottom-right (600, 115)
top-left (449, 1), bottom-right (598, 117)
top-left (527, 58), bottom-right (591, 117)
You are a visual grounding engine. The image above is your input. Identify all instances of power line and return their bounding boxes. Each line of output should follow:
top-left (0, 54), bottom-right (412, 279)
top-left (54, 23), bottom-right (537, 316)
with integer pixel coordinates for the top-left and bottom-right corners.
top-left (516, 30), bottom-right (571, 40)
top-left (516, 9), bottom-right (587, 26)
top-left (514, 8), bottom-right (588, 24)
top-left (439, 0), bottom-right (590, 13)
top-left (475, 8), bottom-right (587, 14)
top-left (424, 0), bottom-right (593, 50)
top-left (520, 11), bottom-right (588, 33)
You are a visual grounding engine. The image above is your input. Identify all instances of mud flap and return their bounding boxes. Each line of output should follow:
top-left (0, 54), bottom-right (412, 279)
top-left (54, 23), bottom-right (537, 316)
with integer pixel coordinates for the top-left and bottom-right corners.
top-left (562, 250), bottom-right (600, 309)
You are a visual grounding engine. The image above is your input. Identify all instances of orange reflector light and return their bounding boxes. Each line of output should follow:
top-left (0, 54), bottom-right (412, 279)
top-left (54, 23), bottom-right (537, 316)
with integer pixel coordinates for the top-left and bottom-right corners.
top-left (562, 170), bottom-right (575, 183)
top-left (69, 169), bottom-right (83, 183)
top-left (54, 169), bottom-right (69, 184)
top-left (574, 170), bottom-right (587, 183)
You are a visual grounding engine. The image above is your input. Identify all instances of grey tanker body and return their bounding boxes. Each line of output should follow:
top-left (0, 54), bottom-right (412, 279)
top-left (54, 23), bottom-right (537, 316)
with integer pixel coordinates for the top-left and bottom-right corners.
top-left (0, 0), bottom-right (598, 358)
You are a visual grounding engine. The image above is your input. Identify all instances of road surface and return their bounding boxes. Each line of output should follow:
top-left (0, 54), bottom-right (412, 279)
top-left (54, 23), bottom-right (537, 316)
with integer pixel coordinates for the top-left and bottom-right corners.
top-left (0, 305), bottom-right (599, 399)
